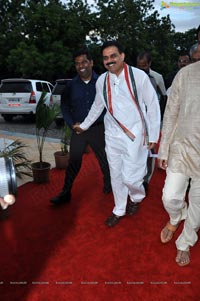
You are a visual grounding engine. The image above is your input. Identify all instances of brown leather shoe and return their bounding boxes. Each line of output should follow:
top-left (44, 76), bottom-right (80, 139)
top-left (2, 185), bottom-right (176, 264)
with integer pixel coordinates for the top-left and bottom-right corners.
top-left (126, 201), bottom-right (139, 215)
top-left (105, 213), bottom-right (122, 227)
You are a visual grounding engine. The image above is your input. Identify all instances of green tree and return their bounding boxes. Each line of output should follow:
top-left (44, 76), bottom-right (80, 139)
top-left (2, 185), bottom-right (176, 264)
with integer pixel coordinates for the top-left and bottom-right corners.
top-left (172, 28), bottom-right (197, 54)
top-left (1, 0), bottom-right (94, 81)
top-left (89, 0), bottom-right (175, 75)
top-left (0, 0), bottom-right (198, 81)
top-left (0, 0), bottom-right (26, 78)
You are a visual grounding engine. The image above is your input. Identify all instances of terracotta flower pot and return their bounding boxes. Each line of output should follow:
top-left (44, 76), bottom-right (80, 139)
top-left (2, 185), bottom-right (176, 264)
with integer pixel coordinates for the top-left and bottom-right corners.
top-left (31, 162), bottom-right (51, 183)
top-left (54, 151), bottom-right (69, 169)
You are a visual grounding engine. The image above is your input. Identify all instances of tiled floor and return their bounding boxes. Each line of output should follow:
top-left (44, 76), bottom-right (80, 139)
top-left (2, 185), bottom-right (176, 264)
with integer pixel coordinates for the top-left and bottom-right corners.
top-left (0, 131), bottom-right (61, 187)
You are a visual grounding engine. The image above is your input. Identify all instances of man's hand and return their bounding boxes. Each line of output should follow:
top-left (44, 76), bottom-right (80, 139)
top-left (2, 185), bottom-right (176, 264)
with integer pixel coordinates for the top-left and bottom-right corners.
top-left (73, 123), bottom-right (84, 134)
top-left (158, 159), bottom-right (168, 170)
top-left (147, 142), bottom-right (156, 150)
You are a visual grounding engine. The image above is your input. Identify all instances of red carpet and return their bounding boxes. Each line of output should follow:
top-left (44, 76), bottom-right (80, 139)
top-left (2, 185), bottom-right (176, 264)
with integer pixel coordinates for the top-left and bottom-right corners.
top-left (0, 152), bottom-right (199, 301)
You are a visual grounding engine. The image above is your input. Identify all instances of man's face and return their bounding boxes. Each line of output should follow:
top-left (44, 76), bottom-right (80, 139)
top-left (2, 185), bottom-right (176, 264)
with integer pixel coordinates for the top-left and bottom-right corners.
top-left (191, 52), bottom-right (200, 62)
top-left (191, 46), bottom-right (200, 63)
top-left (177, 55), bottom-right (190, 69)
top-left (136, 58), bottom-right (151, 74)
top-left (74, 54), bottom-right (93, 80)
top-left (102, 46), bottom-right (125, 76)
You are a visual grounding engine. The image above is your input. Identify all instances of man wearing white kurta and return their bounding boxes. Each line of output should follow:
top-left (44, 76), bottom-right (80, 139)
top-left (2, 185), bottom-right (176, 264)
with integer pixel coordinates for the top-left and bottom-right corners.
top-left (75, 41), bottom-right (160, 227)
top-left (158, 61), bottom-right (200, 266)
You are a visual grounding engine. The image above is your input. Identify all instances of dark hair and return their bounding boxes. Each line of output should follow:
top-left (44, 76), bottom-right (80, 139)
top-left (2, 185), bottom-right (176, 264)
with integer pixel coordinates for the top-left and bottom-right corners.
top-left (178, 54), bottom-right (190, 62)
top-left (137, 51), bottom-right (152, 63)
top-left (101, 40), bottom-right (124, 54)
top-left (197, 25), bottom-right (200, 41)
top-left (178, 53), bottom-right (189, 57)
top-left (73, 48), bottom-right (93, 61)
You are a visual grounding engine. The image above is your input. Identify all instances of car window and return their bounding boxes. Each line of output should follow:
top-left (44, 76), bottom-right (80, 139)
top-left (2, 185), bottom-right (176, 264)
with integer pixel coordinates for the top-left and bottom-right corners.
top-left (36, 82), bottom-right (43, 92)
top-left (0, 82), bottom-right (32, 93)
top-left (41, 83), bottom-right (50, 93)
top-left (53, 83), bottom-right (67, 95)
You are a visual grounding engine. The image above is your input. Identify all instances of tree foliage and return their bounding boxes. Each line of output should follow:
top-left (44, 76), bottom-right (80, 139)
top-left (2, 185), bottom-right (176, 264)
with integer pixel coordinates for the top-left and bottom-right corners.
top-left (90, 0), bottom-right (176, 74)
top-left (0, 0), bottom-right (198, 82)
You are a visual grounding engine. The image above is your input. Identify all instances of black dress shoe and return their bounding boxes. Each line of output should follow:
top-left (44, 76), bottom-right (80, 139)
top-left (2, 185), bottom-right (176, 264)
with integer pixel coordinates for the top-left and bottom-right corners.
top-left (50, 191), bottom-right (71, 205)
top-left (126, 201), bottom-right (139, 215)
top-left (105, 213), bottom-right (123, 227)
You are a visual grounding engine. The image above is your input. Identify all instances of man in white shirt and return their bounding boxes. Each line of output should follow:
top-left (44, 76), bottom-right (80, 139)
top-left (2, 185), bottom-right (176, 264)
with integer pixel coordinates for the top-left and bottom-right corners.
top-left (137, 51), bottom-right (166, 192)
top-left (136, 51), bottom-right (167, 120)
top-left (74, 41), bottom-right (160, 227)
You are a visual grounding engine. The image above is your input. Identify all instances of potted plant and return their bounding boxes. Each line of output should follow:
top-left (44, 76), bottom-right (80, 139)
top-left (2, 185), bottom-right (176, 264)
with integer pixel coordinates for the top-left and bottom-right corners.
top-left (54, 123), bottom-right (71, 169)
top-left (0, 139), bottom-right (32, 186)
top-left (31, 91), bottom-right (60, 183)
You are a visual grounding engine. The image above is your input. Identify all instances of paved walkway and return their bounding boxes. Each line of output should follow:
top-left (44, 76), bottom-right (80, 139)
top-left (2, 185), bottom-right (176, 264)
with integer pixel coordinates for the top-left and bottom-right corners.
top-left (0, 130), bottom-right (61, 187)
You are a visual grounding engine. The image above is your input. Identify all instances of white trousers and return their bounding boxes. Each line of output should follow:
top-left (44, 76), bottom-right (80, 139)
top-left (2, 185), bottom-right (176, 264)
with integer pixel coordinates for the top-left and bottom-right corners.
top-left (162, 168), bottom-right (200, 251)
top-left (105, 133), bottom-right (148, 216)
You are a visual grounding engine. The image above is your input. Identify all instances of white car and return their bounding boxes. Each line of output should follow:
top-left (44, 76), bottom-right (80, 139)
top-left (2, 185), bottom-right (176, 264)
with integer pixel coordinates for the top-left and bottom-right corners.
top-left (50, 79), bottom-right (71, 126)
top-left (0, 78), bottom-right (53, 121)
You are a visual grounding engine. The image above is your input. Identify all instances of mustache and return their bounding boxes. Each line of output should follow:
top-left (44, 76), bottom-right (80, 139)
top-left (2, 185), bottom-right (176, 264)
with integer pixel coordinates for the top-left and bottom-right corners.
top-left (106, 62), bottom-right (116, 66)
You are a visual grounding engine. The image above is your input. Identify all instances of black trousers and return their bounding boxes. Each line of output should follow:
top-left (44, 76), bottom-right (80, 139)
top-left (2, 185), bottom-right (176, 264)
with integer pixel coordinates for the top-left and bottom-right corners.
top-left (63, 123), bottom-right (111, 192)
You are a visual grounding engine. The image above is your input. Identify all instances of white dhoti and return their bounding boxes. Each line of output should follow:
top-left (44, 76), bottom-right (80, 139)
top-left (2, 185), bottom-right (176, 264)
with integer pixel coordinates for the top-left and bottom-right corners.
top-left (162, 168), bottom-right (200, 251)
top-left (105, 132), bottom-right (148, 216)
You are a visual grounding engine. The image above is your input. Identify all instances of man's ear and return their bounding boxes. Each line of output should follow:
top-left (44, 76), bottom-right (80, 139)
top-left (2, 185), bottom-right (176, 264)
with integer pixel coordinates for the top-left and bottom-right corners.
top-left (121, 52), bottom-right (125, 61)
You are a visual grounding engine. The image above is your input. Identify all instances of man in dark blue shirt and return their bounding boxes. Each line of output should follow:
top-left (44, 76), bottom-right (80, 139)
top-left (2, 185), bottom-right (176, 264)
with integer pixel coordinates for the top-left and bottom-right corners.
top-left (50, 48), bottom-right (111, 205)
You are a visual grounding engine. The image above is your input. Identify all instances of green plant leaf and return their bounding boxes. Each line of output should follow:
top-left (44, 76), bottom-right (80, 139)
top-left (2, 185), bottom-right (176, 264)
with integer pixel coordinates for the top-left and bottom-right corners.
top-left (0, 139), bottom-right (32, 179)
top-left (35, 91), bottom-right (60, 163)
